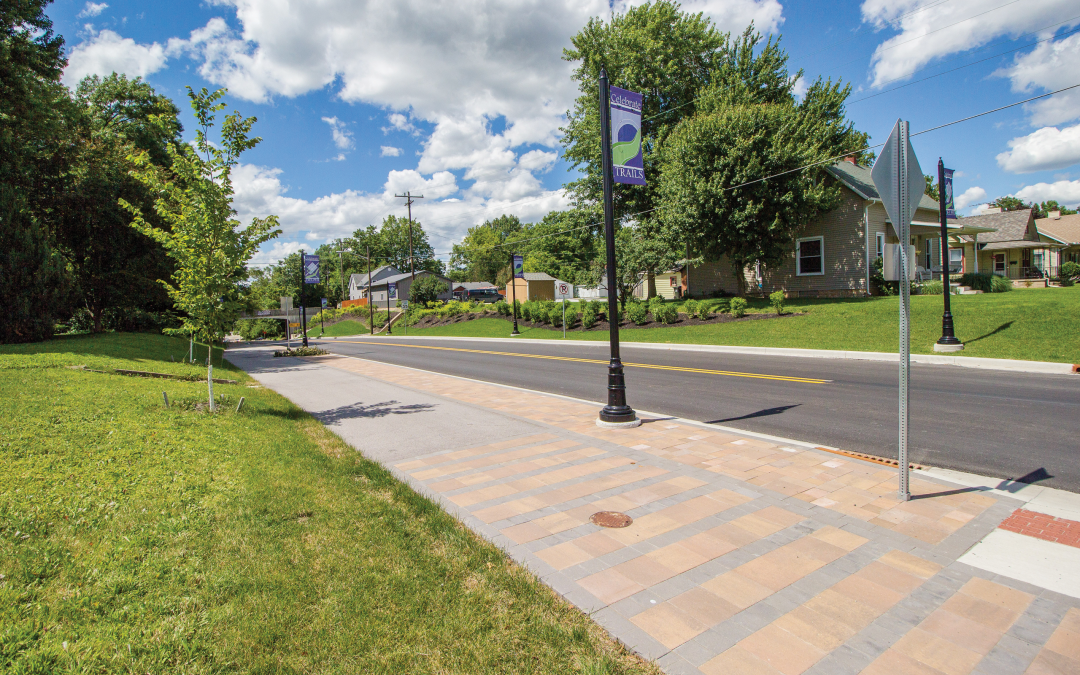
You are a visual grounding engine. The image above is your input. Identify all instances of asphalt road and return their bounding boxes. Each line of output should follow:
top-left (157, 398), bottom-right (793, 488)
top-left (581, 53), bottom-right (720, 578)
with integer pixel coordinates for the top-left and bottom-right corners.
top-left (307, 335), bottom-right (1080, 493)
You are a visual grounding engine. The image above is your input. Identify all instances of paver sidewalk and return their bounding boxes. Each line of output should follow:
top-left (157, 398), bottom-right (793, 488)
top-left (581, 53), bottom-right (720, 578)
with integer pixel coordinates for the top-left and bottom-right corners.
top-left (231, 345), bottom-right (1080, 675)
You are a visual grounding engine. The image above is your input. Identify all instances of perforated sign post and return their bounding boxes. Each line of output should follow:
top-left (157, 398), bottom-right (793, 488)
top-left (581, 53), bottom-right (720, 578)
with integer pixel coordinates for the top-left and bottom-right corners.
top-left (555, 282), bottom-right (572, 338)
top-left (871, 119), bottom-right (923, 502)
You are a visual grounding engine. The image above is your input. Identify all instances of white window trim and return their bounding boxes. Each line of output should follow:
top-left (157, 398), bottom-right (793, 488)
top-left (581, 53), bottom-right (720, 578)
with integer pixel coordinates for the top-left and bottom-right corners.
top-left (876, 232), bottom-right (885, 259)
top-left (796, 236), bottom-right (825, 276)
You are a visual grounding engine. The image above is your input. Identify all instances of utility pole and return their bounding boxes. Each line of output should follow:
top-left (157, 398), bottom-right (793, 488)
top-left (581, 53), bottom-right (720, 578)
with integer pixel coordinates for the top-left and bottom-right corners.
top-left (367, 245), bottom-right (374, 335)
top-left (395, 191), bottom-right (424, 282)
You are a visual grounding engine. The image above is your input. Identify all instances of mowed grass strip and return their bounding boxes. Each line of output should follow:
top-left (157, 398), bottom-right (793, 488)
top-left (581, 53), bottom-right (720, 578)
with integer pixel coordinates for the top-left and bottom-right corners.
top-left (398, 288), bottom-right (1080, 364)
top-left (0, 334), bottom-right (658, 675)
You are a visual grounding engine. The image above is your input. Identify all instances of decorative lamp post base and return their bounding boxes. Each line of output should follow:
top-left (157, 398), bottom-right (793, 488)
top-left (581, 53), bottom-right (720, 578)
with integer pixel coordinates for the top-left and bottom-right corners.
top-left (933, 341), bottom-right (965, 352)
top-left (596, 414), bottom-right (641, 429)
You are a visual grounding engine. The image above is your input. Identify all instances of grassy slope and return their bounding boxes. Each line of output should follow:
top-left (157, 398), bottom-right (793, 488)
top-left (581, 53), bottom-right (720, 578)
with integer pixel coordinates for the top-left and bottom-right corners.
top-left (402, 288), bottom-right (1080, 363)
top-left (309, 318), bottom-right (370, 337)
top-left (0, 333), bottom-right (656, 675)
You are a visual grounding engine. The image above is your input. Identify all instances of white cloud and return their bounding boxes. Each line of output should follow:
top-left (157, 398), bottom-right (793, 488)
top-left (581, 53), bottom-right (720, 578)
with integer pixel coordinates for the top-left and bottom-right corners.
top-left (78, 2), bottom-right (109, 18)
top-left (380, 146), bottom-right (402, 157)
top-left (860, 0), bottom-right (1080, 88)
top-left (790, 74), bottom-right (807, 99)
top-left (321, 116), bottom-right (354, 150)
top-left (614, 0), bottom-right (783, 34)
top-left (996, 32), bottom-right (1080, 127)
top-left (232, 163), bottom-right (569, 262)
top-left (1014, 180), bottom-right (1080, 207)
top-left (382, 113), bottom-right (416, 135)
top-left (62, 29), bottom-right (168, 86)
top-left (955, 186), bottom-right (986, 209)
top-left (996, 125), bottom-right (1080, 174)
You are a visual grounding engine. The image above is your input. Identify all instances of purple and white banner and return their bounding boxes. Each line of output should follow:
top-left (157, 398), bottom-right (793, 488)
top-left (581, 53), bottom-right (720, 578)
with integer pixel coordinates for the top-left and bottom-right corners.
top-left (943, 168), bottom-right (956, 220)
top-left (609, 86), bottom-right (645, 186)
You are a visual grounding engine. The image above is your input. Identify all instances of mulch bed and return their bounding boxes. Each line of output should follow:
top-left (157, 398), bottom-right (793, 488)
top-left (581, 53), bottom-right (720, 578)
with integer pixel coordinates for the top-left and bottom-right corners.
top-left (409, 310), bottom-right (803, 332)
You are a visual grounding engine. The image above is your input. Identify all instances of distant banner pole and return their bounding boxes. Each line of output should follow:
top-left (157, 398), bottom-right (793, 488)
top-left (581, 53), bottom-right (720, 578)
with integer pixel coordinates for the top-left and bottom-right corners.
top-left (936, 160), bottom-right (963, 353)
top-left (596, 68), bottom-right (639, 428)
top-left (300, 250), bottom-right (309, 347)
top-left (511, 253), bottom-right (522, 336)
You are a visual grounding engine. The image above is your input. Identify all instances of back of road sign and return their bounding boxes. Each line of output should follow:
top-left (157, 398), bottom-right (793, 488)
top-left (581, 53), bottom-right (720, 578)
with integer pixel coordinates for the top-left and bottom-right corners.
top-left (872, 122), bottom-right (923, 229)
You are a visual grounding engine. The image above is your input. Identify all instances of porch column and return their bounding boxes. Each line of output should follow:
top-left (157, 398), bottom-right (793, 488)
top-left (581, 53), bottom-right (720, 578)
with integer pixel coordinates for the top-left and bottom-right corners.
top-left (973, 234), bottom-right (978, 273)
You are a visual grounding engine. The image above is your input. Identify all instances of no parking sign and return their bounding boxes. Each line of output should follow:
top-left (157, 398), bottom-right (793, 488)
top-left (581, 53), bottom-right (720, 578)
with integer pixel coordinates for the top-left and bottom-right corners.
top-left (555, 281), bottom-right (572, 300)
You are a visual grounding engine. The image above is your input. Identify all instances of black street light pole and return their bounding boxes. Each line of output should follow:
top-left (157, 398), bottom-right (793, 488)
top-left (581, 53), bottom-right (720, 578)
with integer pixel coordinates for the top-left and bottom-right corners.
top-left (366, 245), bottom-right (374, 335)
top-left (509, 252), bottom-right (520, 336)
top-left (936, 158), bottom-right (962, 351)
top-left (597, 68), bottom-right (638, 428)
top-left (299, 249), bottom-right (309, 348)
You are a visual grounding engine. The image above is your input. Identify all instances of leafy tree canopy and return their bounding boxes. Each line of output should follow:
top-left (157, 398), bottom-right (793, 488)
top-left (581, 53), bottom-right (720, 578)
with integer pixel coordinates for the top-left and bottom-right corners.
top-left (990, 196), bottom-right (1030, 212)
top-left (1034, 200), bottom-right (1077, 218)
top-left (346, 215), bottom-right (444, 277)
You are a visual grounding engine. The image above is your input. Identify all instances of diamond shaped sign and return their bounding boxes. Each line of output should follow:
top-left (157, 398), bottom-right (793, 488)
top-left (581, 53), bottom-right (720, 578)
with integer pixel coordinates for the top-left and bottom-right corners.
top-left (871, 119), bottom-right (923, 230)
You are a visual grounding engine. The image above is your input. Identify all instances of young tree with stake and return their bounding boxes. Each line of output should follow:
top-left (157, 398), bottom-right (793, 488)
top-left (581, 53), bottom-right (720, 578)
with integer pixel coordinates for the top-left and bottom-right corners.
top-left (121, 87), bottom-right (280, 411)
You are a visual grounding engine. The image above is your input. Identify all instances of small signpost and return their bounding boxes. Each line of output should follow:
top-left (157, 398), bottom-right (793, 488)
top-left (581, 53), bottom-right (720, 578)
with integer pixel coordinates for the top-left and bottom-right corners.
top-left (402, 299), bottom-right (408, 336)
top-left (871, 119), bottom-right (923, 501)
top-left (555, 281), bottom-right (572, 339)
top-left (386, 282), bottom-right (396, 335)
top-left (510, 254), bottom-right (523, 336)
top-left (281, 296), bottom-right (294, 348)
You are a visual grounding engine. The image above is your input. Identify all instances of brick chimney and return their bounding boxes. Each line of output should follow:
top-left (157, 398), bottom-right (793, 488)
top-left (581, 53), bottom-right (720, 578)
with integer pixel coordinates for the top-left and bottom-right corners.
top-left (843, 155), bottom-right (857, 165)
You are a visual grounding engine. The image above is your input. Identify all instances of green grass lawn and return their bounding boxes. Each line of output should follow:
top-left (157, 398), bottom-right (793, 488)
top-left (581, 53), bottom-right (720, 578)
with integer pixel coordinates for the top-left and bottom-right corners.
top-left (308, 318), bottom-right (370, 338)
top-left (0, 333), bottom-right (657, 675)
top-left (401, 287), bottom-right (1080, 363)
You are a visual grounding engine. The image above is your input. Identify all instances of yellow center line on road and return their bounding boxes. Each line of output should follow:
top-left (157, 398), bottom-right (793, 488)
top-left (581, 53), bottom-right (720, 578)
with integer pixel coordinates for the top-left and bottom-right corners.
top-left (327, 340), bottom-right (831, 384)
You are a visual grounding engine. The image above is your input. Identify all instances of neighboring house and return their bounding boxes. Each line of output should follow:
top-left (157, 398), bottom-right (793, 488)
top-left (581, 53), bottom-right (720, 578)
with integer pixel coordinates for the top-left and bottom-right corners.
top-left (648, 158), bottom-right (947, 298)
top-left (949, 208), bottom-right (1061, 281)
top-left (366, 271), bottom-right (453, 306)
top-left (347, 265), bottom-right (401, 301)
top-left (508, 272), bottom-right (560, 301)
top-left (1035, 211), bottom-right (1080, 270)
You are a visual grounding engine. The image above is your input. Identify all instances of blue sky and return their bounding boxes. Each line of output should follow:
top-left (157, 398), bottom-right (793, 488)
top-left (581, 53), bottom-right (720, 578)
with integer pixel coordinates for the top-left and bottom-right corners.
top-left (47, 0), bottom-right (1080, 266)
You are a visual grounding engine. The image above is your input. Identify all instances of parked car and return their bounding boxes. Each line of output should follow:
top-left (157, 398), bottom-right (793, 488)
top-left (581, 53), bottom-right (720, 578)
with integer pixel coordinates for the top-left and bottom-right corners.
top-left (467, 288), bottom-right (503, 303)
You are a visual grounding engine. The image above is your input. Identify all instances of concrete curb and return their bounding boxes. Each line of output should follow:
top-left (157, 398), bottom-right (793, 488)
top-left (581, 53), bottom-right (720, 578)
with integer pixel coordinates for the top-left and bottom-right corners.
top-left (317, 334), bottom-right (1078, 376)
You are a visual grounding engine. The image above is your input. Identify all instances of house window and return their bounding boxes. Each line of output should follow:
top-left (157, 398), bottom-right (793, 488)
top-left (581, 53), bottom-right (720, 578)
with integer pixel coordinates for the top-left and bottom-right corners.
top-left (876, 232), bottom-right (885, 259)
top-left (796, 237), bottom-right (824, 276)
top-left (949, 248), bottom-right (962, 272)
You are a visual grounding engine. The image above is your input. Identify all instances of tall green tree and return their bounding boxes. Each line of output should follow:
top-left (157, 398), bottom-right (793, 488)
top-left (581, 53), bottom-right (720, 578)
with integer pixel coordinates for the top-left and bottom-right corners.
top-left (58, 74), bottom-right (183, 332)
top-left (449, 214), bottom-right (524, 283)
top-left (1034, 200), bottom-right (1077, 218)
top-left (0, 0), bottom-right (75, 342)
top-left (590, 225), bottom-right (679, 308)
top-left (990, 196), bottom-right (1029, 212)
top-left (122, 87), bottom-right (279, 409)
top-left (657, 74), bottom-right (869, 293)
top-left (346, 216), bottom-right (444, 276)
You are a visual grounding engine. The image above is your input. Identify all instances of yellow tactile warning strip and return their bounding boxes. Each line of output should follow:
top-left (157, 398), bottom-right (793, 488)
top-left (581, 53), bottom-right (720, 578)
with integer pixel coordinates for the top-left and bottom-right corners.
top-left (297, 353), bottom-right (1080, 675)
top-left (330, 340), bottom-right (832, 384)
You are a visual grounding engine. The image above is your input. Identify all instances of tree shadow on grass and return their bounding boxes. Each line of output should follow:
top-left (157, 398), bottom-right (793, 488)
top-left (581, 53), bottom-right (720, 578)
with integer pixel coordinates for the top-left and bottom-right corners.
top-left (707, 404), bottom-right (801, 425)
top-left (965, 321), bottom-right (1014, 344)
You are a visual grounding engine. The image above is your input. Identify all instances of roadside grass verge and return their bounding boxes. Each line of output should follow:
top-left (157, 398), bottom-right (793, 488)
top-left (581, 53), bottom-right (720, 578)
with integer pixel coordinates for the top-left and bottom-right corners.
top-left (309, 318), bottom-right (370, 338)
top-left (398, 288), bottom-right (1080, 363)
top-left (0, 333), bottom-right (657, 675)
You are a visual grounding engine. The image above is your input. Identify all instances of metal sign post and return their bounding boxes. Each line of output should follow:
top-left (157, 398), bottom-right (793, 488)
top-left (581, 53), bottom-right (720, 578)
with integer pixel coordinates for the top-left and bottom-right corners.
top-left (387, 282), bottom-right (395, 335)
top-left (872, 119), bottom-right (924, 501)
top-left (402, 300), bottom-right (408, 336)
top-left (555, 281), bottom-right (572, 339)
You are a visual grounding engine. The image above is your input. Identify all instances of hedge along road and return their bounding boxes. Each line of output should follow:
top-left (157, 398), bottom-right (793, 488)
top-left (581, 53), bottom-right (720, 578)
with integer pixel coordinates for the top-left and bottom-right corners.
top-left (310, 336), bottom-right (1080, 493)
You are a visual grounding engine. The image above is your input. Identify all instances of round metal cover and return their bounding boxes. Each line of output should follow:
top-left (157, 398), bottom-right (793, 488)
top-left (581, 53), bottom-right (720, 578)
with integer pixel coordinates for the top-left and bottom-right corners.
top-left (590, 511), bottom-right (633, 528)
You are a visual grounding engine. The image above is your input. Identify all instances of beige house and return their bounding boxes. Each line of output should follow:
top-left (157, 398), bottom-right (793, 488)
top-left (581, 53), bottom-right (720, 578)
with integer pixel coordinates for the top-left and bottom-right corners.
top-left (653, 159), bottom-right (948, 298)
top-left (1036, 212), bottom-right (1080, 270)
top-left (949, 208), bottom-right (1061, 283)
top-left (508, 272), bottom-right (557, 301)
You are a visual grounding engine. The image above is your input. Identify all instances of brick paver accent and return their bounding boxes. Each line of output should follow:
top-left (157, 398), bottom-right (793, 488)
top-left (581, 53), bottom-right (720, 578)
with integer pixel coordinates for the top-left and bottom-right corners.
top-left (306, 353), bottom-right (1080, 675)
top-left (999, 508), bottom-right (1080, 548)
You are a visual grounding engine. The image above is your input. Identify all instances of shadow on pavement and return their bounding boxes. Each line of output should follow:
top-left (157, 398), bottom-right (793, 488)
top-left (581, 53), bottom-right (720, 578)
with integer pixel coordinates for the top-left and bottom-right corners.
top-left (707, 404), bottom-right (801, 424)
top-left (314, 400), bottom-right (437, 425)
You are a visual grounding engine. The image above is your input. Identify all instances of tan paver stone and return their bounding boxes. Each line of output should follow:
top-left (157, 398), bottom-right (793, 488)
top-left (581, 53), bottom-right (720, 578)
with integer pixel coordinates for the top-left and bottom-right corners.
top-left (572, 531), bottom-right (624, 557)
top-left (919, 609), bottom-right (1004, 655)
top-left (961, 577), bottom-right (1034, 614)
top-left (890, 629), bottom-right (983, 675)
top-left (501, 521), bottom-right (551, 544)
top-left (1044, 607), bottom-right (1080, 662)
top-left (776, 606), bottom-right (857, 651)
top-left (879, 549), bottom-right (943, 579)
top-left (860, 649), bottom-right (950, 675)
top-left (1024, 649), bottom-right (1080, 675)
top-left (577, 567), bottom-right (644, 604)
top-left (668, 587), bottom-right (741, 626)
top-left (941, 592), bottom-right (1024, 633)
top-left (804, 588), bottom-right (880, 632)
top-left (678, 530), bottom-right (738, 560)
top-left (450, 483), bottom-right (518, 507)
top-left (535, 541), bottom-right (593, 570)
top-left (645, 542), bottom-right (710, 575)
top-left (855, 560), bottom-right (924, 594)
top-left (831, 574), bottom-right (905, 612)
top-left (630, 602), bottom-right (709, 649)
top-left (613, 555), bottom-right (677, 587)
top-left (739, 623), bottom-right (826, 675)
top-left (701, 645), bottom-right (784, 675)
top-left (703, 571), bottom-right (774, 610)
top-left (786, 534), bottom-right (849, 563)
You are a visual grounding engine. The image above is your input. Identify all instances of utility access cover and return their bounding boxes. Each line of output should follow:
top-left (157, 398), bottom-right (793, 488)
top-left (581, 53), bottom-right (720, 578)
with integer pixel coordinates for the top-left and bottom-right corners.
top-left (591, 511), bottom-right (633, 528)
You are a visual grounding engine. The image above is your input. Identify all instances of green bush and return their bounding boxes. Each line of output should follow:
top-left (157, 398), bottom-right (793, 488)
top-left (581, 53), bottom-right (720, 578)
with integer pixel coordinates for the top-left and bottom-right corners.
top-left (730, 297), bottom-right (747, 317)
top-left (1060, 261), bottom-right (1080, 285)
top-left (648, 295), bottom-right (665, 309)
top-left (581, 302), bottom-right (599, 329)
top-left (769, 290), bottom-right (786, 315)
top-left (410, 275), bottom-right (448, 305)
top-left (918, 280), bottom-right (943, 295)
top-left (549, 307), bottom-right (563, 327)
top-left (626, 302), bottom-right (648, 325)
top-left (652, 303), bottom-right (678, 324)
top-left (959, 272), bottom-right (993, 293)
top-left (494, 300), bottom-right (510, 315)
top-left (682, 299), bottom-right (699, 318)
top-left (990, 275), bottom-right (1012, 293)
top-left (234, 317), bottom-right (285, 340)
top-left (696, 302), bottom-right (713, 320)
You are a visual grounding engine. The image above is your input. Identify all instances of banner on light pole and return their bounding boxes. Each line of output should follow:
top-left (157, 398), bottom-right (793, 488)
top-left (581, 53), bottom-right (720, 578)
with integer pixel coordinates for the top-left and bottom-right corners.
top-left (303, 254), bottom-right (320, 284)
top-left (942, 167), bottom-right (956, 220)
top-left (609, 86), bottom-right (645, 186)
top-left (512, 254), bottom-right (524, 279)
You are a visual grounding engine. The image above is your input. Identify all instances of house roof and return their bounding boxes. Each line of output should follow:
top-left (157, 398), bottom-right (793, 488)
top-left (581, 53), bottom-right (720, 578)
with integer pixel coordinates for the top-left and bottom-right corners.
top-left (947, 209), bottom-right (1037, 244)
top-left (453, 281), bottom-right (497, 290)
top-left (369, 271), bottom-right (450, 287)
top-left (349, 265), bottom-right (400, 287)
top-left (516, 272), bottom-right (556, 281)
top-left (825, 160), bottom-right (941, 213)
top-left (1036, 213), bottom-right (1080, 245)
